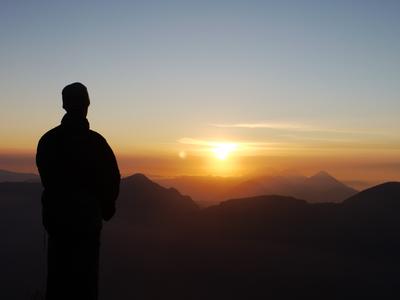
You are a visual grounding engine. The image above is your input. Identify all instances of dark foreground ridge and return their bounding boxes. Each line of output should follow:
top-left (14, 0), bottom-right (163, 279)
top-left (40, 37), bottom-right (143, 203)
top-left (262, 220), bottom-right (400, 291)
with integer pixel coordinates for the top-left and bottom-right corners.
top-left (1, 175), bottom-right (400, 299)
top-left (0, 169), bottom-right (39, 182)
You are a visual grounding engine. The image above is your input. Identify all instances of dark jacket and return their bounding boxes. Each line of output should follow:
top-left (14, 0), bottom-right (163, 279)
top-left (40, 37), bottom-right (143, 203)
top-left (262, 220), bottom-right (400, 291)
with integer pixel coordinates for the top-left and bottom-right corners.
top-left (36, 113), bottom-right (120, 235)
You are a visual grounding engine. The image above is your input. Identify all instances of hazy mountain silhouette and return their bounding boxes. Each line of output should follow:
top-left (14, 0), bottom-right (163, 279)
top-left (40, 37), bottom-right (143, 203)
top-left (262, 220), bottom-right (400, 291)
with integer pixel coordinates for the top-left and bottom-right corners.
top-left (298, 171), bottom-right (358, 202)
top-left (117, 173), bottom-right (199, 225)
top-left (0, 169), bottom-right (39, 182)
top-left (155, 175), bottom-right (243, 206)
top-left (197, 181), bottom-right (400, 248)
top-left (158, 171), bottom-right (357, 205)
top-left (2, 175), bottom-right (400, 299)
top-left (224, 171), bottom-right (358, 203)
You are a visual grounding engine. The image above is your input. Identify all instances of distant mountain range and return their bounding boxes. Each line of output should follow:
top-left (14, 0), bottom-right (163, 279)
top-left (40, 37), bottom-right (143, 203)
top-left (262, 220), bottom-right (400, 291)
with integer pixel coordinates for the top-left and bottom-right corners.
top-left (2, 168), bottom-right (357, 205)
top-left (2, 173), bottom-right (393, 231)
top-left (156, 171), bottom-right (358, 205)
top-left (202, 181), bottom-right (400, 242)
top-left (2, 172), bottom-right (400, 299)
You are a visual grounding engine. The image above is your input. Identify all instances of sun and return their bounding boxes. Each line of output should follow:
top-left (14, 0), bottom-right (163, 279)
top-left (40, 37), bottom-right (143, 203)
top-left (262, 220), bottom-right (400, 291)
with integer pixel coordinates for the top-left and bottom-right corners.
top-left (212, 143), bottom-right (237, 160)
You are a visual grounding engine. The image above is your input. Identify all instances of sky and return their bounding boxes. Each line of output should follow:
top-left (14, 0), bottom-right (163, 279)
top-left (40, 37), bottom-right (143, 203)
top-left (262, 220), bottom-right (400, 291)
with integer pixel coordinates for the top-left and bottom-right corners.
top-left (1, 0), bottom-right (399, 185)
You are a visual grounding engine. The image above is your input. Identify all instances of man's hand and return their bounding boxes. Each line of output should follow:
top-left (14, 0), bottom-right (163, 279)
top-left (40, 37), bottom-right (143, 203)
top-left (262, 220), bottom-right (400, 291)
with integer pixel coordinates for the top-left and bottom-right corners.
top-left (102, 203), bottom-right (116, 221)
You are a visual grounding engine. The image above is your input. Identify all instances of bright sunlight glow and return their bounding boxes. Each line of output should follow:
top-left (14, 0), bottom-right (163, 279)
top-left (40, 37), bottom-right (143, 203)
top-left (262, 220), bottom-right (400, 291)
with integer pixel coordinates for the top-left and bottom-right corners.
top-left (212, 143), bottom-right (237, 160)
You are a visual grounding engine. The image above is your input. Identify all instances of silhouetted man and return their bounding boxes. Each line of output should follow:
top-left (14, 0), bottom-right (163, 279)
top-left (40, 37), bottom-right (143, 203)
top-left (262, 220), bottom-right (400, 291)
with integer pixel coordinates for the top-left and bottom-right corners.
top-left (36, 83), bottom-right (120, 300)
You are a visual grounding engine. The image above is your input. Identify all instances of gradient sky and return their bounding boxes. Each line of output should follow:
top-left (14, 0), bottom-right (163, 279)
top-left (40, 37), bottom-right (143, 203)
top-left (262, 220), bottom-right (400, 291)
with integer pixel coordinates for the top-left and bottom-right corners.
top-left (1, 0), bottom-right (399, 185)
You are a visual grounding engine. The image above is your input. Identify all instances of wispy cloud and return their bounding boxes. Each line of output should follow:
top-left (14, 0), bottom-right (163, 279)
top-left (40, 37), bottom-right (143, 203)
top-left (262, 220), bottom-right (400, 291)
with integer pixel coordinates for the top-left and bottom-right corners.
top-left (177, 135), bottom-right (400, 156)
top-left (178, 138), bottom-right (218, 147)
top-left (210, 122), bottom-right (383, 135)
top-left (211, 122), bottom-right (313, 131)
top-left (178, 138), bottom-right (279, 147)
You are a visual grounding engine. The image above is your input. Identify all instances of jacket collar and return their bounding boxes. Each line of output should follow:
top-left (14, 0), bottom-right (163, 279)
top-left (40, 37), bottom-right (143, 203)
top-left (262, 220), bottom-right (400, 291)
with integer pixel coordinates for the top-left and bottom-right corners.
top-left (61, 113), bottom-right (90, 132)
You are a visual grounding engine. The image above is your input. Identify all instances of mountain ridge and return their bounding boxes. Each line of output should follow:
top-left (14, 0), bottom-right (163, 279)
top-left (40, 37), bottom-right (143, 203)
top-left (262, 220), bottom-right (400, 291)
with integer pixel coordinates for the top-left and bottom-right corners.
top-left (157, 171), bottom-right (358, 205)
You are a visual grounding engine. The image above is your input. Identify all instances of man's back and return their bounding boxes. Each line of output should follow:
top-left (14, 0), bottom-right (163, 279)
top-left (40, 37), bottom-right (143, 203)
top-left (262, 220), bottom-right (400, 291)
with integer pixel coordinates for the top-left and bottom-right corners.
top-left (36, 82), bottom-right (120, 300)
top-left (37, 113), bottom-right (120, 235)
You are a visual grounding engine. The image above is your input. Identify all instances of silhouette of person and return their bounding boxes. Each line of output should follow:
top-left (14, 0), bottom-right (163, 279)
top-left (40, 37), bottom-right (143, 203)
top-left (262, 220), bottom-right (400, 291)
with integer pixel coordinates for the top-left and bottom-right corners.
top-left (36, 82), bottom-right (120, 300)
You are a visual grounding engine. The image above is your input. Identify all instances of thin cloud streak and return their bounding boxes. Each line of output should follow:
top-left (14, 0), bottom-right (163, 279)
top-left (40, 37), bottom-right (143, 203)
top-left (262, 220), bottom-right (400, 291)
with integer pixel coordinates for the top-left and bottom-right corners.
top-left (178, 136), bottom-right (400, 156)
top-left (211, 122), bottom-right (312, 130)
top-left (211, 122), bottom-right (386, 135)
top-left (178, 138), bottom-right (280, 147)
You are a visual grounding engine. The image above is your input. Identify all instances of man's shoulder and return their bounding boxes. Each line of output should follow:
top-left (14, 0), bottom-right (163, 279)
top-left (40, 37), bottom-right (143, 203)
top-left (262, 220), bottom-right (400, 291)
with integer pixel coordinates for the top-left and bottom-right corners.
top-left (88, 130), bottom-right (108, 144)
top-left (38, 125), bottom-right (63, 144)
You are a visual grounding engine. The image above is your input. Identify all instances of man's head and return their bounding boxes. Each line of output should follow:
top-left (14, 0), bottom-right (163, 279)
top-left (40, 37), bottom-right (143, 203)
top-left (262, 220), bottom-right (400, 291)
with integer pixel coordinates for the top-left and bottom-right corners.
top-left (62, 82), bottom-right (90, 116)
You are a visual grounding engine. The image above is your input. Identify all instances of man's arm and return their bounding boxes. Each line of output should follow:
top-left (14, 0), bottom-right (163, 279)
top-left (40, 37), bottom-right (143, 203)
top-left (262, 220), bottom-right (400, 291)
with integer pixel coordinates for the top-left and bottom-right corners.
top-left (36, 135), bottom-right (54, 190)
top-left (99, 138), bottom-right (121, 221)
